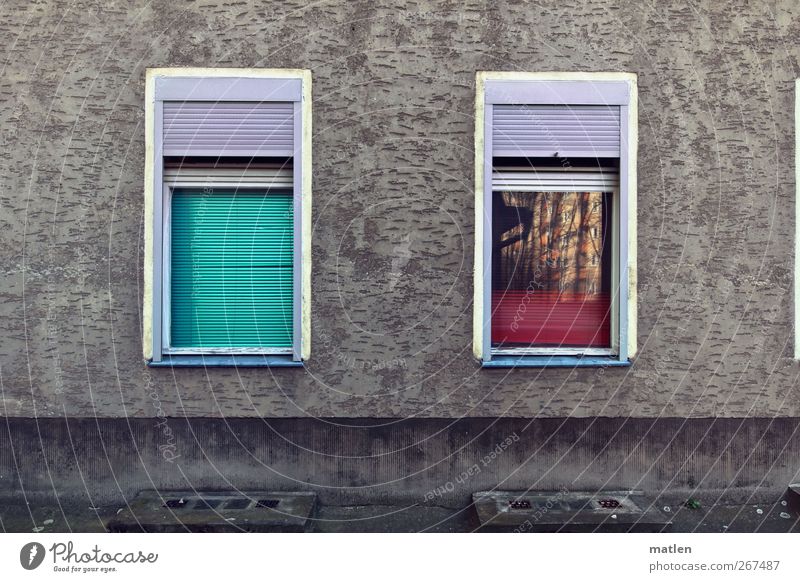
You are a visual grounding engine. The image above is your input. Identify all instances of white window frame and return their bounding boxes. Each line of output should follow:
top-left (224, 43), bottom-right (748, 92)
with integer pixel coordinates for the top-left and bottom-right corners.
top-left (142, 68), bottom-right (312, 366)
top-left (473, 72), bottom-right (638, 367)
top-left (796, 79), bottom-right (800, 360)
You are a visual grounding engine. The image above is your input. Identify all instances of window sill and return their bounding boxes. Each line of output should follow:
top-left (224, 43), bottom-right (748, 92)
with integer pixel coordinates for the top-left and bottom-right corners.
top-left (482, 355), bottom-right (630, 368)
top-left (148, 355), bottom-right (303, 368)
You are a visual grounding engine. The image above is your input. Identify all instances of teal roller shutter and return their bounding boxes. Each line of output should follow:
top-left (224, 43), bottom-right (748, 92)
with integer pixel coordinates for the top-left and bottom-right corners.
top-left (170, 189), bottom-right (293, 349)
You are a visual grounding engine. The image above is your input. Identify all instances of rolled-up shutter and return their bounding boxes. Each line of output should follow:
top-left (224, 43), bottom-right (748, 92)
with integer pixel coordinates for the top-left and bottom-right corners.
top-left (164, 162), bottom-right (293, 187)
top-left (492, 167), bottom-right (619, 192)
top-left (492, 105), bottom-right (620, 158)
top-left (163, 101), bottom-right (294, 157)
top-left (170, 188), bottom-right (294, 349)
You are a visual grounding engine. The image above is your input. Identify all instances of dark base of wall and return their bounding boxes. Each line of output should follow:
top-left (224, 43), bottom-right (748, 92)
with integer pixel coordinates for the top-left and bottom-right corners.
top-left (1, 417), bottom-right (798, 507)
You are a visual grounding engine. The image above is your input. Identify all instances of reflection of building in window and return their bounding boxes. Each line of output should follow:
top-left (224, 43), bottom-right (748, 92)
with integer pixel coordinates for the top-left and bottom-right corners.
top-left (493, 190), bottom-right (605, 298)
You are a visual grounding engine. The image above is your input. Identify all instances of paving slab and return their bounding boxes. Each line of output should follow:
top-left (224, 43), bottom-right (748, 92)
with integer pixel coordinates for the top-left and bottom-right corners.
top-left (105, 490), bottom-right (316, 532)
top-left (1, 492), bottom-right (798, 533)
top-left (473, 490), bottom-right (671, 532)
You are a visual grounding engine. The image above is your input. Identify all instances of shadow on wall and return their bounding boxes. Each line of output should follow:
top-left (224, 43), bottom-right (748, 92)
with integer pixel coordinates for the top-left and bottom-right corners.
top-left (0, 417), bottom-right (797, 507)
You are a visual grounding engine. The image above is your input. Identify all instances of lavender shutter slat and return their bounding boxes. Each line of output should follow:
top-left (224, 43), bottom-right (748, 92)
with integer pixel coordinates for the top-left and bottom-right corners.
top-left (163, 101), bottom-right (294, 156)
top-left (492, 104), bottom-right (620, 158)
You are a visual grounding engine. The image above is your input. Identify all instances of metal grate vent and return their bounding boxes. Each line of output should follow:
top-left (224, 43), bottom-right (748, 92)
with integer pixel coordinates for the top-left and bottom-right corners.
top-left (114, 491), bottom-right (316, 533)
top-left (163, 496), bottom-right (252, 510)
top-left (162, 496), bottom-right (283, 510)
top-left (195, 499), bottom-right (222, 510)
top-left (225, 498), bottom-right (252, 510)
top-left (474, 491), bottom-right (669, 530)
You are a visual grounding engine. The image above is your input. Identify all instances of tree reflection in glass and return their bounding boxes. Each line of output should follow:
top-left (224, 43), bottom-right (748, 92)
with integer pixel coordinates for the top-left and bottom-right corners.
top-left (491, 190), bottom-right (611, 349)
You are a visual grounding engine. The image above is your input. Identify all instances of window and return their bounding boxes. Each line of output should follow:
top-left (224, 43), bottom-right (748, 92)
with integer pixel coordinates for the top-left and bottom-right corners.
top-left (473, 72), bottom-right (637, 367)
top-left (143, 69), bottom-right (311, 366)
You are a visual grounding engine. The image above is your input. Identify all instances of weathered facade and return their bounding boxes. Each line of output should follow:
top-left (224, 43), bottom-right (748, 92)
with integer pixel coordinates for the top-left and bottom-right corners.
top-left (1, 0), bottom-right (799, 507)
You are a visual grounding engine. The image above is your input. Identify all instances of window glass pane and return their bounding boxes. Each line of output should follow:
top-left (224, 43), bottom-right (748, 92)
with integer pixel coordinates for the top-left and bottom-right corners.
top-left (170, 189), bottom-right (293, 348)
top-left (491, 190), bottom-right (611, 348)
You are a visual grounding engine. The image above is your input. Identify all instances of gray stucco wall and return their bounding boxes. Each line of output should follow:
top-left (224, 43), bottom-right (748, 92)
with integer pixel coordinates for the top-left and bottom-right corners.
top-left (1, 0), bottom-right (799, 418)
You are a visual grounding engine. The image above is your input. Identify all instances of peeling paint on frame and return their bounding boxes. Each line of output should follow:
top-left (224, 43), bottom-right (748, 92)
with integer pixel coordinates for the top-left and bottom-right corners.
top-left (142, 67), bottom-right (312, 361)
top-left (472, 71), bottom-right (638, 361)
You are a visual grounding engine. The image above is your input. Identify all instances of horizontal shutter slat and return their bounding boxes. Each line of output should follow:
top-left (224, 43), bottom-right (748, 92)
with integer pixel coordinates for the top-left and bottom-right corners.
top-left (170, 190), bottom-right (294, 349)
top-left (163, 163), bottom-right (293, 188)
top-left (163, 101), bottom-right (294, 156)
top-left (492, 104), bottom-right (620, 158)
top-left (493, 169), bottom-right (619, 192)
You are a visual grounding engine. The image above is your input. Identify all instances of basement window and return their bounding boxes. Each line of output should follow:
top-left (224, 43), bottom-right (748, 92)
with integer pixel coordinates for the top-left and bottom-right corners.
top-left (143, 69), bottom-right (311, 367)
top-left (474, 73), bottom-right (637, 367)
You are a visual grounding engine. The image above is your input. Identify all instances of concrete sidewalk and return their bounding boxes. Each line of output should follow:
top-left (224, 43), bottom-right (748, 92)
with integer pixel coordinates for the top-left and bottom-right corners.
top-left (1, 494), bottom-right (798, 533)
